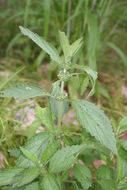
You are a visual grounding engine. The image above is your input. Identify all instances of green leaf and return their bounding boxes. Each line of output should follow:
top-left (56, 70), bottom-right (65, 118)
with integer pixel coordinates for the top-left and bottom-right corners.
top-left (35, 106), bottom-right (53, 130)
top-left (19, 26), bottom-right (60, 63)
top-left (119, 140), bottom-right (127, 151)
top-left (59, 31), bottom-right (70, 63)
top-left (40, 174), bottom-right (61, 190)
top-left (72, 64), bottom-right (97, 96)
top-left (80, 76), bottom-right (89, 96)
top-left (0, 168), bottom-right (24, 186)
top-left (50, 81), bottom-right (69, 119)
top-left (2, 84), bottom-right (48, 99)
top-left (97, 180), bottom-right (117, 190)
top-left (13, 167), bottom-right (40, 187)
top-left (25, 182), bottom-right (40, 190)
top-left (73, 182), bottom-right (82, 190)
top-left (83, 66), bottom-right (97, 96)
top-left (49, 145), bottom-right (83, 173)
top-left (73, 163), bottom-right (92, 190)
top-left (72, 100), bottom-right (117, 154)
top-left (20, 147), bottom-right (40, 165)
top-left (42, 140), bottom-right (60, 164)
top-left (70, 37), bottom-right (83, 57)
top-left (97, 165), bottom-right (116, 181)
top-left (26, 120), bottom-right (41, 138)
top-left (117, 156), bottom-right (127, 181)
top-left (118, 117), bottom-right (127, 134)
top-left (16, 132), bottom-right (50, 167)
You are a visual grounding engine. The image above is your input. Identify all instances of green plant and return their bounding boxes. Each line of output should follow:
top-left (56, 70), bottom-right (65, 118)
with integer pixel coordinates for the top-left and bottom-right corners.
top-left (0, 27), bottom-right (127, 190)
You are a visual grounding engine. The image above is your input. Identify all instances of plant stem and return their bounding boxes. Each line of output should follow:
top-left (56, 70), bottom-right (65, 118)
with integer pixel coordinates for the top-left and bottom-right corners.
top-left (58, 0), bottom-right (71, 135)
top-left (57, 69), bottom-right (66, 136)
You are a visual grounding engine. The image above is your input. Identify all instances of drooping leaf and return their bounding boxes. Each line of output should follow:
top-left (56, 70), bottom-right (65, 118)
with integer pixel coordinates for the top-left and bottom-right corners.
top-left (2, 84), bottom-right (49, 99)
top-left (72, 64), bottom-right (98, 96)
top-left (16, 132), bottom-right (50, 167)
top-left (0, 168), bottom-right (24, 186)
top-left (19, 26), bottom-right (60, 63)
top-left (59, 31), bottom-right (70, 63)
top-left (25, 182), bottom-right (40, 190)
top-left (40, 174), bottom-right (61, 190)
top-left (49, 145), bottom-right (83, 173)
top-left (35, 106), bottom-right (54, 130)
top-left (73, 163), bottom-right (92, 190)
top-left (80, 76), bottom-right (89, 96)
top-left (13, 167), bottom-right (40, 187)
top-left (83, 66), bottom-right (97, 96)
top-left (72, 100), bottom-right (117, 154)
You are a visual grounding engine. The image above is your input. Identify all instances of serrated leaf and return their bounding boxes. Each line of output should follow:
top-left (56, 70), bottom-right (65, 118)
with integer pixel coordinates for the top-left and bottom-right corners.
top-left (72, 100), bottom-right (117, 154)
top-left (40, 174), bottom-right (61, 190)
top-left (49, 145), bottom-right (83, 173)
top-left (25, 182), bottom-right (40, 190)
top-left (13, 167), bottom-right (40, 187)
top-left (19, 26), bottom-right (60, 63)
top-left (35, 106), bottom-right (53, 130)
top-left (16, 132), bottom-right (50, 168)
top-left (2, 84), bottom-right (48, 99)
top-left (73, 163), bottom-right (92, 190)
top-left (59, 31), bottom-right (70, 63)
top-left (0, 168), bottom-right (24, 186)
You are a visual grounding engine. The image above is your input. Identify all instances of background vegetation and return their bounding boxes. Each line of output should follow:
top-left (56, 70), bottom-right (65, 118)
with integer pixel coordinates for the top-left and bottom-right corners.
top-left (0, 0), bottom-right (127, 189)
